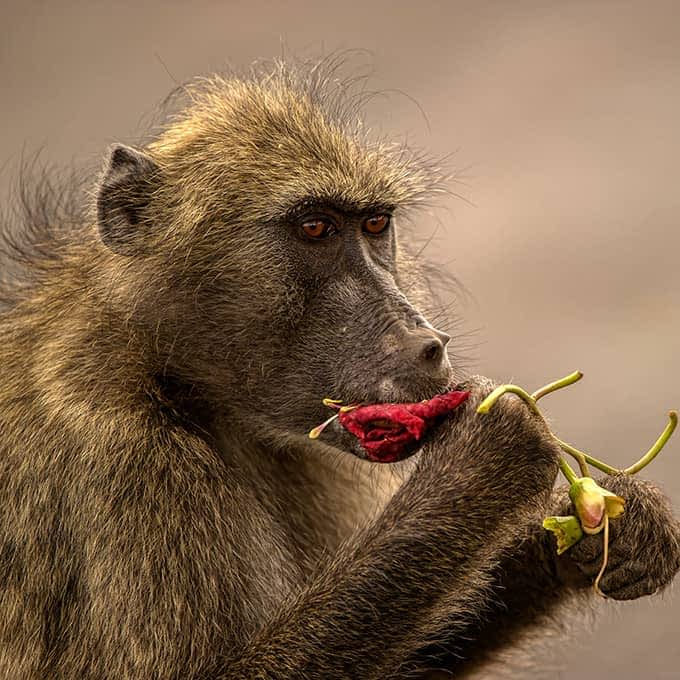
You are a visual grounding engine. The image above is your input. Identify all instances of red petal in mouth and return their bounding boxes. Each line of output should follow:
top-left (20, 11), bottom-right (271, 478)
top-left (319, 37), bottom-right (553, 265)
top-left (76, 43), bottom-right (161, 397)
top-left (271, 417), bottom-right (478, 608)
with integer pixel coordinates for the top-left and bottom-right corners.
top-left (338, 390), bottom-right (470, 463)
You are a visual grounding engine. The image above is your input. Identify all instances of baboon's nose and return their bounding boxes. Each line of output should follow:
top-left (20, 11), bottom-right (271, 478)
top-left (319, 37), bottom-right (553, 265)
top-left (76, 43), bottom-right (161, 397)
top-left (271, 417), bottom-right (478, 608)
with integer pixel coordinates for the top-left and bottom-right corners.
top-left (410, 327), bottom-right (451, 373)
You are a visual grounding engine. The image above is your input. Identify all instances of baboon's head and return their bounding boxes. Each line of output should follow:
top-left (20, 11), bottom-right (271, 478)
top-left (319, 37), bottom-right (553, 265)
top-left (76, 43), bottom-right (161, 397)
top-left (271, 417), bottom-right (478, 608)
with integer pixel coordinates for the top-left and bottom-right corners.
top-left (96, 64), bottom-right (457, 459)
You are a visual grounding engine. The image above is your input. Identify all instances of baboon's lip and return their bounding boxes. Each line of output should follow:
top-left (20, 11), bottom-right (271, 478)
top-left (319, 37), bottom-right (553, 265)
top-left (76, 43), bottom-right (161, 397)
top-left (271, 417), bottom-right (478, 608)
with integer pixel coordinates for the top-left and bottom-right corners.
top-left (366, 419), bottom-right (402, 429)
top-left (338, 390), bottom-right (470, 463)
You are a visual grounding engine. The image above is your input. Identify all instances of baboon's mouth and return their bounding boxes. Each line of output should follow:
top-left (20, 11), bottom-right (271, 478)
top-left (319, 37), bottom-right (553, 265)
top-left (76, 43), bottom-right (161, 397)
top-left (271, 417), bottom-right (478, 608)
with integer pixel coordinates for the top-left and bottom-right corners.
top-left (366, 419), bottom-right (402, 430)
top-left (310, 390), bottom-right (471, 464)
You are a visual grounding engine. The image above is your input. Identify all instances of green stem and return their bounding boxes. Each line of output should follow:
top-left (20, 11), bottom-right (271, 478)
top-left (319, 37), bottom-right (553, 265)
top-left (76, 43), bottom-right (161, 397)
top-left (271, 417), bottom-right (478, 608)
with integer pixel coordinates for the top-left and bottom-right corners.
top-left (575, 453), bottom-right (590, 477)
top-left (556, 438), bottom-right (621, 476)
top-left (477, 383), bottom-right (592, 480)
top-left (477, 377), bottom-right (676, 484)
top-left (558, 457), bottom-right (579, 484)
top-left (531, 370), bottom-right (584, 401)
top-left (556, 436), bottom-right (592, 477)
top-left (477, 385), bottom-right (542, 417)
top-left (624, 411), bottom-right (678, 475)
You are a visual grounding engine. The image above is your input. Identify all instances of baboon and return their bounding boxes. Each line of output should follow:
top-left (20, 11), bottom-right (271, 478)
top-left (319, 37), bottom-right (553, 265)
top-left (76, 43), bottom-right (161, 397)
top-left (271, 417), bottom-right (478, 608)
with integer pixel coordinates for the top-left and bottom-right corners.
top-left (0, 60), bottom-right (678, 679)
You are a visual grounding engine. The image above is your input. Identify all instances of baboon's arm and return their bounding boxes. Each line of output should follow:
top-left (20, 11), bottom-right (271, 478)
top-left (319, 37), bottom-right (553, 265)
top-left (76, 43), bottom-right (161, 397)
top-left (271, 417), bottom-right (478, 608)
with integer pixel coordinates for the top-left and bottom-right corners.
top-left (221, 482), bottom-right (512, 679)
top-left (221, 391), bottom-right (562, 679)
top-left (415, 475), bottom-right (680, 675)
top-left (225, 474), bottom-right (680, 680)
top-left (413, 505), bottom-right (571, 676)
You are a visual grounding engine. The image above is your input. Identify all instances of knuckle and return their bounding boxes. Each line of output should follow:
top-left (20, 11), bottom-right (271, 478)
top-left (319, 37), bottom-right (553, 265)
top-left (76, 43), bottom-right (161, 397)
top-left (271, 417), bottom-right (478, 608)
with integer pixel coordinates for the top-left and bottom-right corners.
top-left (570, 536), bottom-right (602, 564)
top-left (461, 374), bottom-right (497, 396)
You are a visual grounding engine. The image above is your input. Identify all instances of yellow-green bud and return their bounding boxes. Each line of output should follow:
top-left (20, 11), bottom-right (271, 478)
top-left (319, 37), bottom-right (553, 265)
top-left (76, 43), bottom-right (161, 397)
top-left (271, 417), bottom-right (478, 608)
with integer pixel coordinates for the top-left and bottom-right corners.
top-left (569, 477), bottom-right (625, 535)
top-left (543, 515), bottom-right (584, 554)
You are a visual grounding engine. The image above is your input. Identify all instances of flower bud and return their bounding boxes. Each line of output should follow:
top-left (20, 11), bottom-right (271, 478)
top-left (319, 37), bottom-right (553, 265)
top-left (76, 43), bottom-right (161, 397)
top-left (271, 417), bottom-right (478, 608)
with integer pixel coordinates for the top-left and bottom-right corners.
top-left (569, 477), bottom-right (625, 535)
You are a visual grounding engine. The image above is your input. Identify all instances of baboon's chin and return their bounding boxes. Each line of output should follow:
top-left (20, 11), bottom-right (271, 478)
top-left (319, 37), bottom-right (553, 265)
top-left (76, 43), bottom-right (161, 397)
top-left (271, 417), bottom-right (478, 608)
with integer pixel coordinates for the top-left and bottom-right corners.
top-left (350, 438), bottom-right (422, 464)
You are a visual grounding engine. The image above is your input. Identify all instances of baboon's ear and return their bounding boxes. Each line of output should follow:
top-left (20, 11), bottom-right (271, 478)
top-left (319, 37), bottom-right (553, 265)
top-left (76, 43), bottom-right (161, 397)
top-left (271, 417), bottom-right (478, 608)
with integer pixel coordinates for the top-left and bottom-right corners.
top-left (97, 144), bottom-right (159, 254)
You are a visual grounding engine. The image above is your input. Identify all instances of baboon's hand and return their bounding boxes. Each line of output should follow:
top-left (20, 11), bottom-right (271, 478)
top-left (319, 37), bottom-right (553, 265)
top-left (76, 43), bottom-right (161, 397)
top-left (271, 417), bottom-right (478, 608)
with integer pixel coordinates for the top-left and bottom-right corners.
top-left (554, 475), bottom-right (680, 599)
top-left (418, 375), bottom-right (561, 506)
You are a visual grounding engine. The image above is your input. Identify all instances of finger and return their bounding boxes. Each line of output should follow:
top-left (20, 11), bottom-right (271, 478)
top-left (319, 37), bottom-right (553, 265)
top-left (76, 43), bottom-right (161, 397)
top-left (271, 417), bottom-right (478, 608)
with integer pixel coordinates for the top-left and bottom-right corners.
top-left (596, 561), bottom-right (650, 598)
top-left (574, 544), bottom-right (635, 578)
top-left (568, 534), bottom-right (603, 564)
top-left (605, 578), bottom-right (658, 601)
top-left (567, 518), bottom-right (627, 567)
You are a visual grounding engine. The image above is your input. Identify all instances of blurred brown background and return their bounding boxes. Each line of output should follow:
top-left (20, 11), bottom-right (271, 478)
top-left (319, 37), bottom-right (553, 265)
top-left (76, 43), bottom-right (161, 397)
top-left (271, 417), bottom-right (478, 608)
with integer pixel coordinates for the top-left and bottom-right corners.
top-left (1, 1), bottom-right (678, 677)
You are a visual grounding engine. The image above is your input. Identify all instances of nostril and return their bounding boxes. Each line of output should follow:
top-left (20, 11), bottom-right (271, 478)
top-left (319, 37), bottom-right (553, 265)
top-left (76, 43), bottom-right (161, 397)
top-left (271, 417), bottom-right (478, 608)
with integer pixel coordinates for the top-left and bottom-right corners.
top-left (420, 339), bottom-right (444, 363)
top-left (434, 330), bottom-right (451, 347)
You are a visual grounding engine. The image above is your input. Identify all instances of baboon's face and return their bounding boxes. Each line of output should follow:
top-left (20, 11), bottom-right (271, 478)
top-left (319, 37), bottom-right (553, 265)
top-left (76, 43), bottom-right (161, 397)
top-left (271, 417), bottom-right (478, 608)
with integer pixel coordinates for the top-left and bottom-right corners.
top-left (97, 81), bottom-right (453, 458)
top-left (228, 202), bottom-right (453, 456)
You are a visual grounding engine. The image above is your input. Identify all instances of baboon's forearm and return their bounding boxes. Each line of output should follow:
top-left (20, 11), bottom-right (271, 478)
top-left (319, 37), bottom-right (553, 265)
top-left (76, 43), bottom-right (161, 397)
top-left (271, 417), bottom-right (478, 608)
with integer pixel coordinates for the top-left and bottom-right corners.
top-left (220, 463), bottom-right (548, 678)
top-left (221, 526), bottom-right (498, 679)
top-left (415, 492), bottom-right (585, 675)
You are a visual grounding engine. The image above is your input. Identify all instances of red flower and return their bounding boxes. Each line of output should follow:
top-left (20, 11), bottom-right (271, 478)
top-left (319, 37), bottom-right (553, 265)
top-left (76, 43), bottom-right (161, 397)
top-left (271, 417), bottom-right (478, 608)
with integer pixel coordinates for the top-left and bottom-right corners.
top-left (338, 391), bottom-right (470, 463)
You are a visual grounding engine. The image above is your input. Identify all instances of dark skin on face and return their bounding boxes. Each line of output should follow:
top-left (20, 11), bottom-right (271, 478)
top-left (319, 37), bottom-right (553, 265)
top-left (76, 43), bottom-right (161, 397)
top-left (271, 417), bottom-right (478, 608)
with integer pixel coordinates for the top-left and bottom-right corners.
top-left (283, 202), bottom-right (451, 385)
top-left (262, 200), bottom-right (456, 461)
top-left (232, 196), bottom-right (456, 452)
top-left (0, 67), bottom-right (678, 680)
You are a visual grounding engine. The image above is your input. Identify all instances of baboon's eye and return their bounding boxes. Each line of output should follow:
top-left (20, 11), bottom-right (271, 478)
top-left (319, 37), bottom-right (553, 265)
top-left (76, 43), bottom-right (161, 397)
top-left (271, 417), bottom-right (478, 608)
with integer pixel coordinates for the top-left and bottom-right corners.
top-left (363, 214), bottom-right (391, 235)
top-left (301, 218), bottom-right (336, 239)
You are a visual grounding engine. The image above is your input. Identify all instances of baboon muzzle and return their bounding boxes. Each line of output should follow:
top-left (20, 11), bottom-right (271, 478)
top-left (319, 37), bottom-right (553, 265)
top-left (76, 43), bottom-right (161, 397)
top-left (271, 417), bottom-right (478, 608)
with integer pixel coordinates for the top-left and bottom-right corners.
top-left (405, 324), bottom-right (451, 375)
top-left (383, 315), bottom-right (452, 384)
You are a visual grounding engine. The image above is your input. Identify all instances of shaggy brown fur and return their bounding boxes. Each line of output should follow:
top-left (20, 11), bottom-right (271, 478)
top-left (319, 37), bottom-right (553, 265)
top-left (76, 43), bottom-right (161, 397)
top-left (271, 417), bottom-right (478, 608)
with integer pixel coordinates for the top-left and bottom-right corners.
top-left (1, 59), bottom-right (678, 679)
